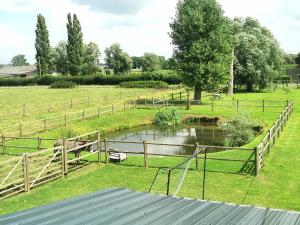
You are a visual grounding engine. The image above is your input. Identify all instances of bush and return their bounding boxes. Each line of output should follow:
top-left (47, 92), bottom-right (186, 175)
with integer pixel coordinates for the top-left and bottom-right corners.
top-left (0, 70), bottom-right (182, 87)
top-left (50, 81), bottom-right (76, 89)
top-left (154, 107), bottom-right (182, 125)
top-left (120, 81), bottom-right (169, 89)
top-left (219, 113), bottom-right (263, 147)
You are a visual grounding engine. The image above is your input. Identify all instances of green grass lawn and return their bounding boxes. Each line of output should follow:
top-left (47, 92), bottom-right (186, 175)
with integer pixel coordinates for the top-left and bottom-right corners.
top-left (0, 88), bottom-right (299, 214)
top-left (0, 86), bottom-right (176, 127)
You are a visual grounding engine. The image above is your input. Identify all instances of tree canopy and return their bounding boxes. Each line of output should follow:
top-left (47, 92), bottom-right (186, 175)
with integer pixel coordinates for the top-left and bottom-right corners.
top-left (170, 0), bottom-right (231, 101)
top-left (141, 53), bottom-right (162, 72)
top-left (66, 13), bottom-right (83, 76)
top-left (10, 55), bottom-right (29, 66)
top-left (35, 14), bottom-right (51, 75)
top-left (104, 43), bottom-right (132, 74)
top-left (82, 42), bottom-right (101, 75)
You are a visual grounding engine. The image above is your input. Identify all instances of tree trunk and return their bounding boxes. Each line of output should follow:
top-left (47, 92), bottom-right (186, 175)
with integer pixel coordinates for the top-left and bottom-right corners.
top-left (194, 85), bottom-right (202, 104)
top-left (228, 47), bottom-right (234, 95)
top-left (246, 83), bottom-right (253, 92)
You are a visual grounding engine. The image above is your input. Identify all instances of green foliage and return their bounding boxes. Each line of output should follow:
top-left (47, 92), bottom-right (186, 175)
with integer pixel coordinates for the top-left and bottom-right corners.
top-left (82, 42), bottom-right (101, 75)
top-left (141, 53), bottom-right (162, 72)
top-left (131, 56), bottom-right (143, 69)
top-left (67, 13), bottom-right (84, 76)
top-left (219, 113), bottom-right (262, 147)
top-left (233, 17), bottom-right (285, 91)
top-left (154, 107), bottom-right (182, 125)
top-left (10, 55), bottom-right (29, 66)
top-left (119, 81), bottom-right (169, 89)
top-left (53, 41), bottom-right (69, 75)
top-left (50, 81), bottom-right (76, 89)
top-left (35, 14), bottom-right (51, 75)
top-left (105, 43), bottom-right (132, 74)
top-left (295, 53), bottom-right (300, 65)
top-left (170, 0), bottom-right (231, 101)
top-left (0, 71), bottom-right (182, 86)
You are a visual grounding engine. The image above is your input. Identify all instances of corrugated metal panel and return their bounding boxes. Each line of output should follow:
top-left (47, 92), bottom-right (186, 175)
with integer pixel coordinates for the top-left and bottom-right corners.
top-left (0, 188), bottom-right (299, 225)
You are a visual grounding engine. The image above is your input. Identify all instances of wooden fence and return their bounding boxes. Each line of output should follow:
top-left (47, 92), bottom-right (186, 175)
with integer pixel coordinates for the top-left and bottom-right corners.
top-left (0, 131), bottom-right (101, 200)
top-left (0, 102), bottom-right (136, 137)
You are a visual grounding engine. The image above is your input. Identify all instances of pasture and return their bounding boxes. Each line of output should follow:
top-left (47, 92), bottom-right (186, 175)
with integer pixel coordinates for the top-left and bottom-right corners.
top-left (0, 87), bottom-right (299, 215)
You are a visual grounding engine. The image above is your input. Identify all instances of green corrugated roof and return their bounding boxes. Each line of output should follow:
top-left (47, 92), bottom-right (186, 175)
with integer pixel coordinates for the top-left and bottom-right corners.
top-left (0, 188), bottom-right (299, 225)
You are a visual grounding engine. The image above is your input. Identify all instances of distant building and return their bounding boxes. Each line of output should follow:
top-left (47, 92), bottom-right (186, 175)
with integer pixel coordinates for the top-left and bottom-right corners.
top-left (0, 65), bottom-right (37, 78)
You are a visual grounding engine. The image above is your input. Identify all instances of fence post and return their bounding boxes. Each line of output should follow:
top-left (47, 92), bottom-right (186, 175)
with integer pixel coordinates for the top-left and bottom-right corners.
top-left (143, 141), bottom-right (148, 168)
top-left (61, 146), bottom-right (65, 177)
top-left (186, 90), bottom-right (191, 110)
top-left (19, 123), bottom-right (23, 137)
top-left (82, 110), bottom-right (85, 119)
top-left (104, 138), bottom-right (109, 164)
top-left (195, 143), bottom-right (200, 170)
top-left (180, 92), bottom-right (182, 100)
top-left (70, 98), bottom-right (73, 108)
top-left (97, 106), bottom-right (100, 118)
top-left (23, 153), bottom-right (29, 192)
top-left (167, 169), bottom-right (171, 195)
top-left (23, 104), bottom-right (26, 117)
top-left (267, 131), bottom-right (271, 154)
top-left (211, 98), bottom-right (214, 111)
top-left (64, 115), bottom-right (67, 126)
top-left (144, 99), bottom-right (147, 109)
top-left (111, 104), bottom-right (114, 114)
top-left (255, 146), bottom-right (259, 176)
top-left (202, 148), bottom-right (207, 200)
top-left (171, 93), bottom-right (174, 100)
top-left (37, 136), bottom-right (41, 151)
top-left (262, 100), bottom-right (265, 112)
top-left (63, 138), bottom-right (68, 175)
top-left (2, 135), bottom-right (5, 153)
top-left (236, 99), bottom-right (239, 112)
top-left (43, 119), bottom-right (47, 131)
top-left (152, 98), bottom-right (155, 110)
top-left (97, 129), bottom-right (101, 164)
top-left (124, 102), bottom-right (126, 111)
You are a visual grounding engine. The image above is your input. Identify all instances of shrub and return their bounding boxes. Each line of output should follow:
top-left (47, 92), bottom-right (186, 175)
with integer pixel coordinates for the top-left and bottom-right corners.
top-left (154, 107), bottom-right (182, 125)
top-left (120, 81), bottom-right (169, 89)
top-left (219, 113), bottom-right (263, 147)
top-left (50, 81), bottom-right (76, 89)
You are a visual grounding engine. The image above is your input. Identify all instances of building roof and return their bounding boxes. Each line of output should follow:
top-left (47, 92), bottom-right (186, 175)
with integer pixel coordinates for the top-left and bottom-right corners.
top-left (0, 65), bottom-right (36, 76)
top-left (0, 188), bottom-right (299, 225)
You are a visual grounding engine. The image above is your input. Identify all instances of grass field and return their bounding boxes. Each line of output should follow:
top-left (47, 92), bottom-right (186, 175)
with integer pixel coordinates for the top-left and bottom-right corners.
top-left (0, 86), bottom-right (176, 127)
top-left (0, 87), bottom-right (299, 215)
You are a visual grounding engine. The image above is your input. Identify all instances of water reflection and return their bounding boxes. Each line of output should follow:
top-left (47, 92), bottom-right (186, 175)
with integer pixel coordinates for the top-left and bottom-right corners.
top-left (103, 123), bottom-right (226, 156)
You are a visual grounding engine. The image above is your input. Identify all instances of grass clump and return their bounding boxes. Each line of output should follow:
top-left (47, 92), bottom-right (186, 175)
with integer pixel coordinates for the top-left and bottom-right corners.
top-left (50, 81), bottom-right (76, 89)
top-left (219, 112), bottom-right (263, 147)
top-left (119, 81), bottom-right (169, 89)
top-left (154, 107), bottom-right (182, 125)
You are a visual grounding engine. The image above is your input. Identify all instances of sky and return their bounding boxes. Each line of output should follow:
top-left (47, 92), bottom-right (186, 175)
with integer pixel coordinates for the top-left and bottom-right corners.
top-left (0, 0), bottom-right (299, 64)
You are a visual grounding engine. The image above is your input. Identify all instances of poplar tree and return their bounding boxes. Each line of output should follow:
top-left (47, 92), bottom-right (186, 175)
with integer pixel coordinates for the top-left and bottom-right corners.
top-left (66, 13), bottom-right (83, 76)
top-left (35, 14), bottom-right (51, 75)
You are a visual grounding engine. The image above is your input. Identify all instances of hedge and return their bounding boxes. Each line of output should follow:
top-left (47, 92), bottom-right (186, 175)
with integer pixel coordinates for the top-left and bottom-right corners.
top-left (0, 71), bottom-right (182, 86)
top-left (50, 81), bottom-right (76, 89)
top-left (119, 80), bottom-right (169, 89)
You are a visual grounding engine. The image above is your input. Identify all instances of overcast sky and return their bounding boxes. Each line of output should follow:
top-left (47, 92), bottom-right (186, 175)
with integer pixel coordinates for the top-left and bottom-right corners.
top-left (0, 0), bottom-right (299, 64)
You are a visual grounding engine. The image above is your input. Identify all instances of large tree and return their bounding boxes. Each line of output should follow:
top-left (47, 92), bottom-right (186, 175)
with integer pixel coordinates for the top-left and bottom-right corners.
top-left (10, 54), bottom-right (29, 66)
top-left (66, 13), bottom-right (83, 76)
top-left (170, 0), bottom-right (231, 101)
top-left (35, 14), bottom-right (51, 75)
top-left (233, 17), bottom-right (284, 91)
top-left (82, 42), bottom-right (101, 75)
top-left (53, 41), bottom-right (69, 75)
top-left (104, 43), bottom-right (132, 74)
top-left (141, 53), bottom-right (162, 72)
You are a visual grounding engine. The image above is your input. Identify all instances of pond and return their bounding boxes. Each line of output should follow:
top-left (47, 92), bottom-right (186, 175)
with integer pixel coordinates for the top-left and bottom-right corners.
top-left (103, 123), bottom-right (226, 156)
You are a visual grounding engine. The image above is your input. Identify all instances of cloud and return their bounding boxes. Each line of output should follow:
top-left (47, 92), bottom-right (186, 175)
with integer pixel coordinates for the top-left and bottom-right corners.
top-left (72, 0), bottom-right (151, 15)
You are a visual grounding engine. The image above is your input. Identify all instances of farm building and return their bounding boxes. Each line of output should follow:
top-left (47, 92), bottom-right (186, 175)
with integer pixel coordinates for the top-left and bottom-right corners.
top-left (0, 65), bottom-right (37, 78)
top-left (0, 188), bottom-right (299, 225)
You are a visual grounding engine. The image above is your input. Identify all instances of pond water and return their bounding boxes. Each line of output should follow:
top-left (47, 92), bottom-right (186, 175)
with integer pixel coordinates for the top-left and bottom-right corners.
top-left (103, 123), bottom-right (226, 156)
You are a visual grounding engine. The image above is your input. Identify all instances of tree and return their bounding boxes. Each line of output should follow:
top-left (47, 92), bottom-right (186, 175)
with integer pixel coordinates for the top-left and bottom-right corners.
top-left (170, 0), bottom-right (231, 102)
top-left (53, 41), bottom-right (69, 75)
top-left (233, 17), bottom-right (284, 91)
top-left (82, 42), bottom-right (101, 75)
top-left (295, 53), bottom-right (300, 65)
top-left (35, 14), bottom-right (51, 75)
top-left (131, 56), bottom-right (143, 69)
top-left (284, 53), bottom-right (296, 65)
top-left (141, 53), bottom-right (162, 72)
top-left (163, 57), bottom-right (177, 70)
top-left (104, 43), bottom-right (132, 74)
top-left (10, 55), bottom-right (29, 66)
top-left (66, 13), bottom-right (83, 76)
